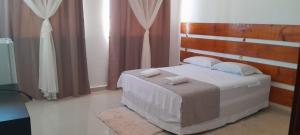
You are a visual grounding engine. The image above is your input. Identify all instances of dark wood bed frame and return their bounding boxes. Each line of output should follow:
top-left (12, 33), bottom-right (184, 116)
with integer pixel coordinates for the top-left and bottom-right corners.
top-left (289, 50), bottom-right (300, 135)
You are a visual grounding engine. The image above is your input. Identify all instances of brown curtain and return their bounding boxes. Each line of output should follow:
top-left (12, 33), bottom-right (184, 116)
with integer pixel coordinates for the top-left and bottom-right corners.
top-left (107, 0), bottom-right (170, 89)
top-left (1, 0), bottom-right (90, 99)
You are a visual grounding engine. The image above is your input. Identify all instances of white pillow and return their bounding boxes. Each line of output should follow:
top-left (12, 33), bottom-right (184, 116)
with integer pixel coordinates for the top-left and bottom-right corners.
top-left (212, 62), bottom-right (262, 76)
top-left (183, 56), bottom-right (222, 68)
top-left (140, 69), bottom-right (160, 77)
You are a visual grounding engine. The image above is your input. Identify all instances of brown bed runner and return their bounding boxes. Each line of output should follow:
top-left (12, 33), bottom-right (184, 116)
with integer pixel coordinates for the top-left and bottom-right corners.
top-left (124, 69), bottom-right (220, 127)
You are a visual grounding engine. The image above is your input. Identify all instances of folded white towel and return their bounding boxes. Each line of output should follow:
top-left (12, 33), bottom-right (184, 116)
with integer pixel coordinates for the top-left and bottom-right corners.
top-left (140, 69), bottom-right (161, 78)
top-left (165, 76), bottom-right (189, 85)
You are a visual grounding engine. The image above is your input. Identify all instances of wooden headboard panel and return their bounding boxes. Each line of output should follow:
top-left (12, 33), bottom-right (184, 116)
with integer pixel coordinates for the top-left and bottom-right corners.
top-left (181, 23), bottom-right (300, 42)
top-left (180, 23), bottom-right (300, 107)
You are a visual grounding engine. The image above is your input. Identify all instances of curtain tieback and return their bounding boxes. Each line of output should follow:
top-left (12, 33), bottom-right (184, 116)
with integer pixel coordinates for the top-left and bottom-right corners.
top-left (41, 18), bottom-right (53, 37)
top-left (144, 29), bottom-right (150, 39)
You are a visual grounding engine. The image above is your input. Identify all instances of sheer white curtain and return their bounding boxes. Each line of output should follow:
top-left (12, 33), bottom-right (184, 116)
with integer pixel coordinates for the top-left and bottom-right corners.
top-left (24, 0), bottom-right (62, 100)
top-left (128, 0), bottom-right (163, 68)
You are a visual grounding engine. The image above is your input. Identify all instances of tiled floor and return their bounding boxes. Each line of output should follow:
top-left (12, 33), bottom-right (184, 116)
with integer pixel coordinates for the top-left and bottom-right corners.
top-left (202, 105), bottom-right (290, 135)
top-left (26, 90), bottom-right (291, 135)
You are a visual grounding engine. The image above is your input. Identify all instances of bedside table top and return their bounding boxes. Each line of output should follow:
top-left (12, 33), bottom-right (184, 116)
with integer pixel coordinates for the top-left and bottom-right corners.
top-left (0, 92), bottom-right (30, 123)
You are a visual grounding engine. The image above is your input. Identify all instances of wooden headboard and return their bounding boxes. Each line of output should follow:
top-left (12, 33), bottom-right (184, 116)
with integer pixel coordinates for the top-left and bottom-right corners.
top-left (180, 23), bottom-right (300, 107)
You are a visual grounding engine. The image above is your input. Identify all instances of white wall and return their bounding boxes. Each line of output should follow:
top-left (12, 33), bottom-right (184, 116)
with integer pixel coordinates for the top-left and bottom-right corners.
top-left (83, 0), bottom-right (109, 88)
top-left (169, 0), bottom-right (181, 66)
top-left (181, 0), bottom-right (300, 25)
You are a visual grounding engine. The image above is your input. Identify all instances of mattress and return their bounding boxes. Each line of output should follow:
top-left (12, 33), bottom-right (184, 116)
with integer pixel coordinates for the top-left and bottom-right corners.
top-left (118, 64), bottom-right (271, 134)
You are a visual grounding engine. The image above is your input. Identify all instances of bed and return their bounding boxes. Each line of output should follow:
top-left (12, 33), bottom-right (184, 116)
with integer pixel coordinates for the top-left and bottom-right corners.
top-left (117, 64), bottom-right (271, 134)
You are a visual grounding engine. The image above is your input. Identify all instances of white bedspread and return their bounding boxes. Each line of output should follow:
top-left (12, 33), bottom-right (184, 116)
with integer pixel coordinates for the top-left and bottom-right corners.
top-left (117, 64), bottom-right (271, 134)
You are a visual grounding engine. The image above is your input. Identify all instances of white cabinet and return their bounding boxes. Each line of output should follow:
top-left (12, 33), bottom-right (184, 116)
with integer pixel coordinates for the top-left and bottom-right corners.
top-left (0, 38), bottom-right (17, 85)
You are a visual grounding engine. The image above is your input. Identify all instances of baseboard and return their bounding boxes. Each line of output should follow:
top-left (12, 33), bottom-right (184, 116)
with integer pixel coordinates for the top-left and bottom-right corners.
top-left (270, 102), bottom-right (292, 112)
top-left (90, 84), bottom-right (107, 92)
